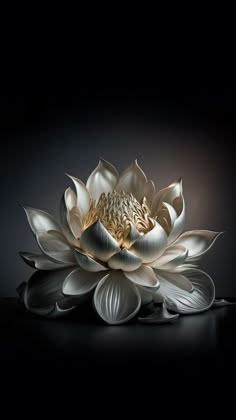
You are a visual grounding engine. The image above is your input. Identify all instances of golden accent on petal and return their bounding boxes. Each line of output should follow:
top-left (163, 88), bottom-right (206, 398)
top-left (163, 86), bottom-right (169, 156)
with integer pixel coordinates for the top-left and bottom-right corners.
top-left (83, 191), bottom-right (153, 247)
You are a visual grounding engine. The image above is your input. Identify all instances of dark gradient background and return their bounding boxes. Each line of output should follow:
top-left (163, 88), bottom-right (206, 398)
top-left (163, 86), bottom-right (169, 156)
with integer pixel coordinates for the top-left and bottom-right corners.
top-left (0, 90), bottom-right (234, 296)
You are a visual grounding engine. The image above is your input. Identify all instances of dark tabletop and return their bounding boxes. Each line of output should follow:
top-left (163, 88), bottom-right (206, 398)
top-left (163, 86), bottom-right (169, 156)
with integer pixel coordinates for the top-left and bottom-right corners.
top-left (1, 298), bottom-right (236, 380)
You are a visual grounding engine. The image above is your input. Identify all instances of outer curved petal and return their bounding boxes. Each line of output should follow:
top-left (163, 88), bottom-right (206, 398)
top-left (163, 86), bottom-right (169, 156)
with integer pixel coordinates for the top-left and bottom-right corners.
top-left (154, 269), bottom-right (215, 314)
top-left (129, 221), bottom-right (167, 263)
top-left (108, 249), bottom-right (142, 271)
top-left (60, 190), bottom-right (77, 241)
top-left (19, 252), bottom-right (74, 270)
top-left (24, 207), bottom-right (61, 235)
top-left (154, 270), bottom-right (193, 292)
top-left (94, 271), bottom-right (141, 325)
top-left (80, 220), bottom-right (120, 262)
top-left (36, 231), bottom-right (77, 264)
top-left (124, 265), bottom-right (160, 288)
top-left (75, 250), bottom-right (108, 272)
top-left (116, 160), bottom-right (148, 201)
top-left (63, 267), bottom-right (105, 296)
top-left (86, 159), bottom-right (119, 201)
top-left (68, 206), bottom-right (83, 238)
top-left (150, 245), bottom-right (188, 270)
top-left (143, 180), bottom-right (155, 206)
top-left (174, 230), bottom-right (222, 260)
top-left (151, 179), bottom-right (183, 216)
top-left (167, 196), bottom-right (185, 244)
top-left (67, 174), bottom-right (91, 219)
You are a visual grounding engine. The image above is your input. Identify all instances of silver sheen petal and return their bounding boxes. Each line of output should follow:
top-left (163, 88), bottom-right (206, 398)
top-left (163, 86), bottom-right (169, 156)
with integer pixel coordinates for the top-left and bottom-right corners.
top-left (130, 221), bottom-right (167, 263)
top-left (75, 250), bottom-right (108, 272)
top-left (124, 265), bottom-right (160, 288)
top-left (67, 174), bottom-right (91, 219)
top-left (36, 230), bottom-right (76, 264)
top-left (154, 269), bottom-right (215, 314)
top-left (94, 271), bottom-right (141, 325)
top-left (86, 159), bottom-right (119, 201)
top-left (80, 220), bottom-right (120, 262)
top-left (155, 270), bottom-right (193, 292)
top-left (60, 189), bottom-right (79, 241)
top-left (24, 207), bottom-right (61, 235)
top-left (116, 160), bottom-right (148, 201)
top-left (108, 249), bottom-right (142, 271)
top-left (150, 245), bottom-right (188, 270)
top-left (63, 268), bottom-right (106, 296)
top-left (151, 179), bottom-right (183, 215)
top-left (174, 230), bottom-right (222, 259)
top-left (19, 252), bottom-right (75, 270)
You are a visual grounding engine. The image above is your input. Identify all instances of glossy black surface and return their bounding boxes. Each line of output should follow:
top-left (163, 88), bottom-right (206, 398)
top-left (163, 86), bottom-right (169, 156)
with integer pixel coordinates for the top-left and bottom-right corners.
top-left (1, 298), bottom-right (236, 379)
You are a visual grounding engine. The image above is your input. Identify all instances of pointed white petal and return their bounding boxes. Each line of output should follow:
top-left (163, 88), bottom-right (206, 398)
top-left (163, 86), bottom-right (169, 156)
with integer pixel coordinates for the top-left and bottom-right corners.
top-left (24, 207), bottom-right (61, 235)
top-left (174, 230), bottom-right (222, 259)
top-left (154, 269), bottom-right (215, 314)
top-left (94, 271), bottom-right (141, 324)
top-left (86, 159), bottom-right (119, 201)
top-left (150, 245), bottom-right (188, 269)
top-left (68, 206), bottom-right (83, 238)
top-left (130, 221), bottom-right (167, 263)
top-left (167, 197), bottom-right (185, 244)
top-left (108, 249), bottom-right (142, 271)
top-left (143, 180), bottom-right (155, 205)
top-left (124, 265), bottom-right (160, 287)
top-left (155, 270), bottom-right (193, 291)
top-left (67, 174), bottom-right (91, 219)
top-left (151, 179), bottom-right (183, 216)
top-left (75, 250), bottom-right (108, 272)
top-left (36, 231), bottom-right (76, 264)
top-left (116, 160), bottom-right (148, 201)
top-left (63, 267), bottom-right (104, 296)
top-left (80, 220), bottom-right (120, 262)
top-left (19, 252), bottom-right (74, 270)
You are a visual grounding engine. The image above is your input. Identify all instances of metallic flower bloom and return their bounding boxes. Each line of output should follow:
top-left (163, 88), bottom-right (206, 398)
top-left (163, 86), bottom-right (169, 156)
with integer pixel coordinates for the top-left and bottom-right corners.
top-left (19, 159), bottom-right (222, 324)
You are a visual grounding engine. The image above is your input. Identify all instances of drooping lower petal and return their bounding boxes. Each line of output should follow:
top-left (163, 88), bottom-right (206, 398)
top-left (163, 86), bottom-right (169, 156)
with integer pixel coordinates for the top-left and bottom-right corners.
top-left (19, 252), bottom-right (75, 270)
top-left (80, 220), bottom-right (120, 262)
top-left (124, 265), bottom-right (160, 288)
top-left (129, 221), bottom-right (167, 263)
top-left (21, 268), bottom-right (78, 318)
top-left (174, 230), bottom-right (222, 260)
top-left (86, 159), bottom-right (119, 201)
top-left (150, 245), bottom-right (188, 270)
top-left (63, 268), bottom-right (105, 296)
top-left (94, 271), bottom-right (141, 325)
top-left (154, 269), bottom-right (215, 314)
top-left (138, 302), bottom-right (179, 324)
top-left (36, 231), bottom-right (77, 264)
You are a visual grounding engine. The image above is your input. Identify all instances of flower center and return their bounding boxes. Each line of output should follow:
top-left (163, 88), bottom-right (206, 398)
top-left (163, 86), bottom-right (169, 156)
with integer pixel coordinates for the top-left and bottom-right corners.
top-left (84, 191), bottom-right (153, 247)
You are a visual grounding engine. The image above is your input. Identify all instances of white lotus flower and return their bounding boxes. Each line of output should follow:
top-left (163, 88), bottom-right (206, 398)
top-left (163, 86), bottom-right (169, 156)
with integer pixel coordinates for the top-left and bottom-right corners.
top-left (19, 159), bottom-right (222, 324)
